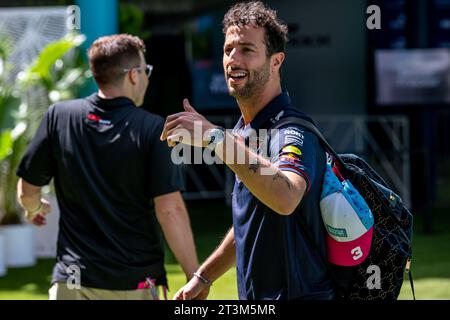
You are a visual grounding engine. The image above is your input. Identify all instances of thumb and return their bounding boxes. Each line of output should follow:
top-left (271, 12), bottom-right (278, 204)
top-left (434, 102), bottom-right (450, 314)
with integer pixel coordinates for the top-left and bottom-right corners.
top-left (173, 290), bottom-right (182, 300)
top-left (41, 206), bottom-right (51, 216)
top-left (183, 98), bottom-right (197, 113)
top-left (182, 286), bottom-right (198, 300)
top-left (183, 290), bottom-right (193, 300)
top-left (41, 200), bottom-right (52, 214)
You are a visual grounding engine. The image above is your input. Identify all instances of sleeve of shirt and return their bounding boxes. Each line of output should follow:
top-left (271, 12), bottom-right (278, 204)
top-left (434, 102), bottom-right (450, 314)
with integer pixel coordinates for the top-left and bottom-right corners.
top-left (147, 122), bottom-right (186, 198)
top-left (16, 106), bottom-right (55, 186)
top-left (270, 125), bottom-right (320, 194)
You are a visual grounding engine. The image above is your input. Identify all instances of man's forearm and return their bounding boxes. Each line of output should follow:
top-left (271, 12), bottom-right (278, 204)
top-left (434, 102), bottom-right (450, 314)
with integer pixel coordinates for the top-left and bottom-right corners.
top-left (17, 178), bottom-right (42, 212)
top-left (197, 227), bottom-right (236, 283)
top-left (156, 204), bottom-right (199, 280)
top-left (214, 132), bottom-right (304, 215)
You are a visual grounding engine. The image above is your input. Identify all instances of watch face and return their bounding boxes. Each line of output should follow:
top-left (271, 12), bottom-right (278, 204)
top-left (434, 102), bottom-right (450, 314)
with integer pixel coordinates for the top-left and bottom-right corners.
top-left (209, 129), bottom-right (225, 145)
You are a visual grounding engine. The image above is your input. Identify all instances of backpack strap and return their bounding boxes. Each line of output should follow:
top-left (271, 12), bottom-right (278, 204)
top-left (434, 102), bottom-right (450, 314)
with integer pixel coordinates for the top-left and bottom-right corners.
top-left (406, 259), bottom-right (416, 300)
top-left (270, 116), bottom-right (343, 298)
top-left (272, 117), bottom-right (344, 168)
top-left (409, 270), bottom-right (416, 300)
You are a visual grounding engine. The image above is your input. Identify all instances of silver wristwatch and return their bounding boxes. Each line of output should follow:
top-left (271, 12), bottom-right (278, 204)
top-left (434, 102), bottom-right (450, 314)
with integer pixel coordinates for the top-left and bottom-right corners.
top-left (206, 127), bottom-right (225, 149)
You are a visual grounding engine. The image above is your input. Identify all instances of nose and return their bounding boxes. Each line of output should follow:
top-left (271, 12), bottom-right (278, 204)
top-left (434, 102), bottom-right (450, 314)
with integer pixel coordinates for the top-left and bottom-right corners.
top-left (229, 47), bottom-right (237, 58)
top-left (224, 48), bottom-right (240, 69)
top-left (228, 48), bottom-right (241, 62)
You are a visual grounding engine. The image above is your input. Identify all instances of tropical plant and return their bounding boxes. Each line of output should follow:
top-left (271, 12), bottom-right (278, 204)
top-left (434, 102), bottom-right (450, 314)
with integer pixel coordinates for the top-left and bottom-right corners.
top-left (0, 32), bottom-right (89, 225)
top-left (119, 3), bottom-right (151, 41)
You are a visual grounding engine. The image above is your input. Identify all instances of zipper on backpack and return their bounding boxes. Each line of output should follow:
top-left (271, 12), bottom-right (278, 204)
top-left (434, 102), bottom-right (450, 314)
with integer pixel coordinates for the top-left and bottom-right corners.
top-left (405, 258), bottom-right (412, 273)
top-left (405, 258), bottom-right (416, 300)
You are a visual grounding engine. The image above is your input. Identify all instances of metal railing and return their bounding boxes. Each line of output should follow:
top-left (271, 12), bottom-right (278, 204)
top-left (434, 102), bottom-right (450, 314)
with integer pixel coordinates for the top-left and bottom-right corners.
top-left (315, 115), bottom-right (411, 207)
top-left (181, 114), bottom-right (411, 208)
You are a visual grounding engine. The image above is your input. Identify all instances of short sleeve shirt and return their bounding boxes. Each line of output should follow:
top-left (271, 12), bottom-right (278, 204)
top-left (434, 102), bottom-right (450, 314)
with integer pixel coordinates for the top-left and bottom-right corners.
top-left (231, 91), bottom-right (334, 300)
top-left (17, 94), bottom-right (184, 290)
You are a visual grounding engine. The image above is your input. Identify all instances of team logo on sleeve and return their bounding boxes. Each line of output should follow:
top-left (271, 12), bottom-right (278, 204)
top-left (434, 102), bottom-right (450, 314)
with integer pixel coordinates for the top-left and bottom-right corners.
top-left (279, 154), bottom-right (302, 166)
top-left (281, 145), bottom-right (302, 156)
top-left (281, 153), bottom-right (298, 160)
top-left (283, 128), bottom-right (304, 146)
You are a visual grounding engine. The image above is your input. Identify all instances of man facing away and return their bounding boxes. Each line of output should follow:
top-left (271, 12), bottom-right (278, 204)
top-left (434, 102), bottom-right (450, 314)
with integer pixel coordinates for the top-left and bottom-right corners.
top-left (16, 34), bottom-right (198, 300)
top-left (161, 1), bottom-right (334, 300)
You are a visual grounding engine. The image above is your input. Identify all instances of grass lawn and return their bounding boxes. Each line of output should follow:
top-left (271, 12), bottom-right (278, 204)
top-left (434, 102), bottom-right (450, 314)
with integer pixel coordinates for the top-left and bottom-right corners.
top-left (0, 200), bottom-right (449, 300)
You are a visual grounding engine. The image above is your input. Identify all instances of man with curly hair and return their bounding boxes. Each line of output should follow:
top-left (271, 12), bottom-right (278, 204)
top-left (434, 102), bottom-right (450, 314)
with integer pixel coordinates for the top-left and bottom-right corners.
top-left (162, 1), bottom-right (334, 300)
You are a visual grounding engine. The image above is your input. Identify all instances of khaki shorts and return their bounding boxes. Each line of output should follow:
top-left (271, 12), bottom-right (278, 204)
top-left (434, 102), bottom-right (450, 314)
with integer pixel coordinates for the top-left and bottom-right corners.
top-left (48, 282), bottom-right (158, 300)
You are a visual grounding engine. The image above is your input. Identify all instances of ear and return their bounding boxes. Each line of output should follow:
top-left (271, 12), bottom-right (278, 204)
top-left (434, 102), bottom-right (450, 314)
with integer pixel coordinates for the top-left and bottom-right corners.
top-left (128, 69), bottom-right (138, 85)
top-left (272, 52), bottom-right (285, 72)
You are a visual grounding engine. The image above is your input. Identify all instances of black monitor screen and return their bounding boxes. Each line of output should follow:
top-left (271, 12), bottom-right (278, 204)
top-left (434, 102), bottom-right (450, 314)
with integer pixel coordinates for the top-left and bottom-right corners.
top-left (375, 48), bottom-right (450, 105)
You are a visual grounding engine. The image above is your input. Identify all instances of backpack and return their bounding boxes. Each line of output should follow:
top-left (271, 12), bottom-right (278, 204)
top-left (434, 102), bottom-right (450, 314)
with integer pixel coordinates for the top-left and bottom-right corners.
top-left (273, 117), bottom-right (414, 300)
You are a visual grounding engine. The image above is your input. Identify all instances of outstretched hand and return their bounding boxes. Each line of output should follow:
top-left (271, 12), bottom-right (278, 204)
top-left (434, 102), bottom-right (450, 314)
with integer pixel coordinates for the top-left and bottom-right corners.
top-left (173, 276), bottom-right (210, 300)
top-left (25, 198), bottom-right (52, 227)
top-left (160, 99), bottom-right (217, 148)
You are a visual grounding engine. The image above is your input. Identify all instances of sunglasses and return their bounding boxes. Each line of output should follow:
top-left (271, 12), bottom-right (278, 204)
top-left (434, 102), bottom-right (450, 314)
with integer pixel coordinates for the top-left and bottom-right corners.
top-left (123, 64), bottom-right (153, 78)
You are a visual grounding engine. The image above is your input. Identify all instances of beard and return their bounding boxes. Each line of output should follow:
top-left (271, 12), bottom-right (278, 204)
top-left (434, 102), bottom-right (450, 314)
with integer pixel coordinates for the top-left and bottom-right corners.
top-left (227, 60), bottom-right (271, 100)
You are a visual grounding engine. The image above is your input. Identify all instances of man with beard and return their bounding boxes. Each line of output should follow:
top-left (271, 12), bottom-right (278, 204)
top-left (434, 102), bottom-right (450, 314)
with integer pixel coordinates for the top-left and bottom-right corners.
top-left (161, 1), bottom-right (334, 300)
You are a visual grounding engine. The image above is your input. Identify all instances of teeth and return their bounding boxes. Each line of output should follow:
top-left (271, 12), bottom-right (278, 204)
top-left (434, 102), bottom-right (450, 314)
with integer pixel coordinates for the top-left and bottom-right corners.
top-left (230, 72), bottom-right (247, 77)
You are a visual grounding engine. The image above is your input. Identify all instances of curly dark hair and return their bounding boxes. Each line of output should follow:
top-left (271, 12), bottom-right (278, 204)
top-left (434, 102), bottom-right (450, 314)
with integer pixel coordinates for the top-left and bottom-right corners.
top-left (222, 1), bottom-right (288, 57)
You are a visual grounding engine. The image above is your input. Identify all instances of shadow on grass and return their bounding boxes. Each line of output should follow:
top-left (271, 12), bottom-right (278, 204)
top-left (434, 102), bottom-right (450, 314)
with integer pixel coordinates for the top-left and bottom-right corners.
top-left (1, 199), bottom-right (449, 300)
top-left (0, 259), bottom-right (53, 299)
top-left (411, 205), bottom-right (450, 280)
top-left (165, 199), bottom-right (233, 264)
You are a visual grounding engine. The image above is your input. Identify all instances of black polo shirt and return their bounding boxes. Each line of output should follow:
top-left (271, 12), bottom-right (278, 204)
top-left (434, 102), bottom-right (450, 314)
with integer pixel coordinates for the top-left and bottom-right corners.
top-left (17, 93), bottom-right (184, 290)
top-left (231, 91), bottom-right (334, 300)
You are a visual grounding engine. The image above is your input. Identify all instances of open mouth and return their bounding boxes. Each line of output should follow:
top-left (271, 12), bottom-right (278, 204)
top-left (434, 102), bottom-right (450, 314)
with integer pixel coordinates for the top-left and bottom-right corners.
top-left (228, 70), bottom-right (248, 82)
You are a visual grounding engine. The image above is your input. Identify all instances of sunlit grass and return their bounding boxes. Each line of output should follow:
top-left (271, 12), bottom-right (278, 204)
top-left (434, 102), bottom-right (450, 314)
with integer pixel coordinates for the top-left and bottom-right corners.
top-left (165, 264), bottom-right (238, 300)
top-left (399, 278), bottom-right (450, 300)
top-left (0, 201), bottom-right (449, 300)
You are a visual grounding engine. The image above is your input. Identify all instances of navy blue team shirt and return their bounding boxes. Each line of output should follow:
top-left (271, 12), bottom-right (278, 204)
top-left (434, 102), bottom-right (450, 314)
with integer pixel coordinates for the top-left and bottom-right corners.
top-left (231, 91), bottom-right (335, 300)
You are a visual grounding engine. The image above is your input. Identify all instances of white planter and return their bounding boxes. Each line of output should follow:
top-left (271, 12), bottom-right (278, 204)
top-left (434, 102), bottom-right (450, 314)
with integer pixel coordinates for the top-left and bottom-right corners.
top-left (0, 224), bottom-right (36, 268)
top-left (0, 232), bottom-right (6, 276)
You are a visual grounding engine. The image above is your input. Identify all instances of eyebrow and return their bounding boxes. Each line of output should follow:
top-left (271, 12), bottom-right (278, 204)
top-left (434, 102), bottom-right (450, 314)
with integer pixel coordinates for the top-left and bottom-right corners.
top-left (224, 41), bottom-right (258, 48)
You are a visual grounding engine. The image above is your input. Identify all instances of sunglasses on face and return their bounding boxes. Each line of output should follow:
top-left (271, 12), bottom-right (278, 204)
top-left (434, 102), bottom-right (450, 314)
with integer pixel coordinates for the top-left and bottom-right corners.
top-left (123, 64), bottom-right (153, 78)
